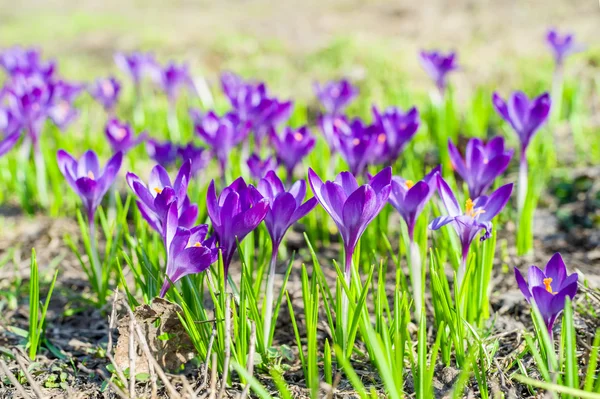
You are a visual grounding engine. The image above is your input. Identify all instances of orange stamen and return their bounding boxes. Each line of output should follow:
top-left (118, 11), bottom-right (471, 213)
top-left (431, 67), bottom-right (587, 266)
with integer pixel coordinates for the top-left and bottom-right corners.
top-left (543, 278), bottom-right (554, 294)
top-left (87, 171), bottom-right (95, 179)
top-left (377, 133), bottom-right (386, 143)
top-left (294, 132), bottom-right (304, 141)
top-left (465, 198), bottom-right (486, 218)
top-left (405, 180), bottom-right (415, 189)
top-left (193, 242), bottom-right (202, 247)
top-left (153, 187), bottom-right (163, 194)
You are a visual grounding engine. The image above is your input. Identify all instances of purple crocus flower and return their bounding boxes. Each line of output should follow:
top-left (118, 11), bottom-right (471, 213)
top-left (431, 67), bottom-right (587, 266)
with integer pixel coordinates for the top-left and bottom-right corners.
top-left (429, 175), bottom-right (513, 287)
top-left (0, 47), bottom-right (55, 79)
top-left (546, 29), bottom-right (583, 68)
top-left (419, 50), bottom-right (459, 96)
top-left (195, 111), bottom-right (250, 180)
top-left (146, 138), bottom-right (178, 168)
top-left (336, 118), bottom-right (377, 177)
top-left (57, 149), bottom-right (123, 222)
top-left (270, 126), bottom-right (315, 182)
top-left (105, 118), bottom-right (147, 154)
top-left (515, 253), bottom-right (578, 338)
top-left (177, 142), bottom-right (208, 177)
top-left (126, 161), bottom-right (198, 239)
top-left (0, 132), bottom-right (21, 157)
top-left (153, 61), bottom-right (191, 103)
top-left (492, 91), bottom-right (550, 211)
top-left (371, 105), bottom-right (420, 165)
top-left (89, 77), bottom-right (121, 114)
top-left (114, 52), bottom-right (155, 85)
top-left (247, 153), bottom-right (277, 181)
top-left (47, 80), bottom-right (83, 131)
top-left (448, 136), bottom-right (513, 199)
top-left (308, 167), bottom-right (392, 277)
top-left (159, 203), bottom-right (218, 298)
top-left (317, 114), bottom-right (349, 154)
top-left (258, 170), bottom-right (317, 345)
top-left (313, 79), bottom-right (358, 115)
top-left (388, 165), bottom-right (440, 317)
top-left (206, 177), bottom-right (269, 276)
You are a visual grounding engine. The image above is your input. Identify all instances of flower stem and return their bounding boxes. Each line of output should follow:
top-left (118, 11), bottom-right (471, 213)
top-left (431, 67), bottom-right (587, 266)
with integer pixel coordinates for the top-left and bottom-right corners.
top-left (409, 239), bottom-right (423, 319)
top-left (33, 138), bottom-right (49, 209)
top-left (517, 148), bottom-right (528, 216)
top-left (342, 246), bottom-right (353, 349)
top-left (88, 213), bottom-right (103, 304)
top-left (263, 242), bottom-right (279, 348)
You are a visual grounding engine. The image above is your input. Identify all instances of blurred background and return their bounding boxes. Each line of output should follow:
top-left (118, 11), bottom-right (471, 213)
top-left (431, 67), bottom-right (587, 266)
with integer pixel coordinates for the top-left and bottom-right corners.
top-left (1, 0), bottom-right (598, 100)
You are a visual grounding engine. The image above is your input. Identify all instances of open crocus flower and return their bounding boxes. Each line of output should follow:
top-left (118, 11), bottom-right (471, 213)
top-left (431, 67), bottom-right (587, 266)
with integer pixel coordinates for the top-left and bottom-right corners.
top-left (317, 114), bottom-right (349, 154)
top-left (336, 118), bottom-right (377, 177)
top-left (389, 166), bottom-right (440, 240)
top-left (114, 52), bottom-right (155, 85)
top-left (448, 136), bottom-right (513, 199)
top-left (313, 79), bottom-right (358, 115)
top-left (546, 29), bottom-right (583, 68)
top-left (159, 202), bottom-right (218, 298)
top-left (419, 50), bottom-right (459, 95)
top-left (308, 166), bottom-right (392, 277)
top-left (146, 138), bottom-right (178, 168)
top-left (492, 91), bottom-right (550, 211)
top-left (48, 80), bottom-right (83, 131)
top-left (270, 126), bottom-right (316, 182)
top-left (371, 105), bottom-right (420, 165)
top-left (515, 253), bottom-right (578, 338)
top-left (126, 161), bottom-right (198, 239)
top-left (196, 111), bottom-right (250, 178)
top-left (57, 149), bottom-right (123, 221)
top-left (177, 142), bottom-right (208, 177)
top-left (429, 175), bottom-right (513, 287)
top-left (206, 177), bottom-right (269, 276)
top-left (105, 118), bottom-right (147, 154)
top-left (153, 61), bottom-right (191, 104)
top-left (247, 153), bottom-right (277, 181)
top-left (89, 77), bottom-right (121, 113)
top-left (258, 170), bottom-right (317, 345)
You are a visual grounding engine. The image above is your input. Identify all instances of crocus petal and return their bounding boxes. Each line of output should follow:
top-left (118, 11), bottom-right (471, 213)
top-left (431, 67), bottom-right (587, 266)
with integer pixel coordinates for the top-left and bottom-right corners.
top-left (231, 198), bottom-right (269, 239)
top-left (514, 267), bottom-right (532, 302)
top-left (544, 252), bottom-right (567, 286)
top-left (206, 180), bottom-right (220, 226)
top-left (77, 150), bottom-right (100, 179)
top-left (335, 171), bottom-right (359, 197)
top-left (291, 197), bottom-right (318, 224)
top-left (531, 286), bottom-right (555, 324)
top-left (527, 266), bottom-right (546, 289)
top-left (479, 183), bottom-right (513, 222)
top-left (492, 93), bottom-right (510, 121)
top-left (429, 215), bottom-right (455, 230)
top-left (149, 165), bottom-right (172, 193)
top-left (0, 132), bottom-right (20, 156)
top-left (342, 185), bottom-right (376, 246)
top-left (404, 181), bottom-right (431, 215)
top-left (164, 201), bottom-right (179, 252)
top-left (368, 166), bottom-right (392, 195)
top-left (448, 140), bottom-right (467, 179)
top-left (436, 175), bottom-right (461, 216)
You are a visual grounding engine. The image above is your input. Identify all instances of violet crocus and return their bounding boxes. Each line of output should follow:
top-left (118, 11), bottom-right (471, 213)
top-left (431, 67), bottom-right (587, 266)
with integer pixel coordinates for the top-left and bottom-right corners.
top-left (114, 52), bottom-right (156, 123)
top-left (105, 118), bottom-right (147, 154)
top-left (126, 160), bottom-right (198, 241)
top-left (0, 132), bottom-right (21, 157)
top-left (388, 166), bottom-right (439, 317)
top-left (429, 175), bottom-right (513, 288)
top-left (336, 118), bottom-right (377, 177)
top-left (89, 77), bottom-right (121, 115)
top-left (0, 47), bottom-right (55, 78)
top-left (371, 105), bottom-right (420, 165)
top-left (546, 29), bottom-right (583, 69)
top-left (448, 136), bottom-right (513, 199)
top-left (159, 202), bottom-right (218, 298)
top-left (146, 138), bottom-right (178, 168)
top-left (515, 253), bottom-right (578, 339)
top-left (313, 79), bottom-right (358, 115)
top-left (177, 142), bottom-right (208, 177)
top-left (258, 171), bottom-right (317, 345)
top-left (419, 50), bottom-right (459, 98)
top-left (317, 114), bottom-right (348, 155)
top-left (247, 153), bottom-right (277, 181)
top-left (206, 177), bottom-right (269, 276)
top-left (153, 61), bottom-right (191, 140)
top-left (195, 111), bottom-right (250, 182)
top-left (492, 92), bottom-right (551, 212)
top-left (57, 150), bottom-right (123, 222)
top-left (47, 80), bottom-right (83, 131)
top-left (269, 126), bottom-right (316, 183)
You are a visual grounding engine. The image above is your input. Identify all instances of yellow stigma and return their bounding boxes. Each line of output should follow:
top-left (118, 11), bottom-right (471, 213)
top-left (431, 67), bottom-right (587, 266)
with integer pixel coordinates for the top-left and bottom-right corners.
top-left (87, 171), bottom-right (95, 179)
top-left (294, 132), bottom-right (304, 141)
top-left (193, 242), bottom-right (202, 247)
top-left (153, 187), bottom-right (163, 194)
top-left (405, 180), bottom-right (415, 189)
top-left (465, 198), bottom-right (485, 218)
top-left (352, 138), bottom-right (360, 146)
top-left (543, 278), bottom-right (557, 294)
top-left (377, 133), bottom-right (386, 143)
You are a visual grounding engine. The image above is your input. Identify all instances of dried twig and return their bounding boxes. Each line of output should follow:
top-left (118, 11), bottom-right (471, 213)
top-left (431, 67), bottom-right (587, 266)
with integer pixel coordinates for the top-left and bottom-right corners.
top-left (217, 294), bottom-right (232, 399)
top-left (198, 326), bottom-right (217, 394)
top-left (124, 303), bottom-right (158, 399)
top-left (13, 351), bottom-right (45, 399)
top-left (240, 322), bottom-right (257, 399)
top-left (129, 315), bottom-right (136, 399)
top-left (181, 375), bottom-right (197, 399)
top-left (146, 353), bottom-right (182, 399)
top-left (0, 358), bottom-right (30, 398)
top-left (107, 289), bottom-right (119, 356)
top-left (208, 353), bottom-right (218, 399)
top-left (97, 367), bottom-right (129, 399)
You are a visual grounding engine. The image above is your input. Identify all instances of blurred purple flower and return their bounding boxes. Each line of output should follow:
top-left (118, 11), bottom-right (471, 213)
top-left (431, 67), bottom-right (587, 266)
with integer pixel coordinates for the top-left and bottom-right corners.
top-left (448, 136), bottom-right (513, 199)
top-left (247, 153), bottom-right (277, 181)
top-left (153, 61), bottom-right (191, 103)
top-left (0, 47), bottom-right (55, 79)
top-left (146, 138), bottom-right (178, 168)
top-left (429, 175), bottom-right (513, 285)
top-left (313, 79), bottom-right (358, 115)
top-left (105, 118), bottom-right (147, 154)
top-left (546, 29), bottom-right (583, 68)
top-left (419, 50), bottom-right (459, 94)
top-left (159, 204), bottom-right (218, 297)
top-left (316, 114), bottom-right (349, 154)
top-left (89, 77), bottom-right (121, 113)
top-left (0, 132), bottom-right (20, 157)
top-left (515, 253), bottom-right (578, 337)
top-left (47, 80), bottom-right (84, 130)
top-left (195, 111), bottom-right (250, 177)
top-left (177, 142), bottom-right (208, 177)
top-left (126, 161), bottom-right (198, 239)
top-left (206, 177), bottom-right (269, 275)
top-left (308, 167), bottom-right (392, 276)
top-left (270, 126), bottom-right (315, 181)
top-left (114, 52), bottom-right (156, 85)
top-left (389, 166), bottom-right (440, 240)
top-left (336, 117), bottom-right (378, 177)
top-left (57, 149), bottom-right (123, 221)
top-left (371, 105), bottom-right (420, 165)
